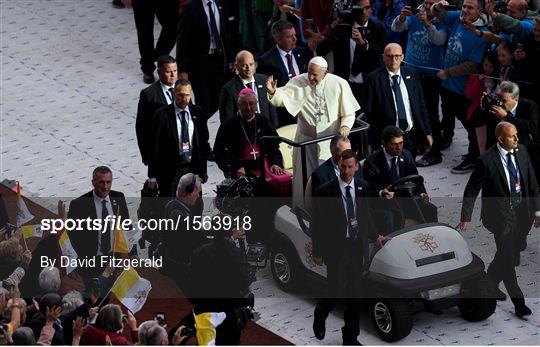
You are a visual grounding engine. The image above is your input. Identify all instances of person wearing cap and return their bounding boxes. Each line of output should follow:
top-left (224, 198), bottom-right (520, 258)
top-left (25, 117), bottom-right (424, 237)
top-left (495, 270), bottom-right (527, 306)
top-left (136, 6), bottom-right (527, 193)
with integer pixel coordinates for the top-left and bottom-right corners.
top-left (266, 56), bottom-right (361, 206)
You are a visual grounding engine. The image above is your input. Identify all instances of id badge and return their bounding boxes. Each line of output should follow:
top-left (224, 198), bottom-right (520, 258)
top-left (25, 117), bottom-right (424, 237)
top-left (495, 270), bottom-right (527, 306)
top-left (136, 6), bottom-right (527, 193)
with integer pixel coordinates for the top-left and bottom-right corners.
top-left (350, 218), bottom-right (359, 235)
top-left (515, 181), bottom-right (521, 193)
top-left (181, 142), bottom-right (190, 154)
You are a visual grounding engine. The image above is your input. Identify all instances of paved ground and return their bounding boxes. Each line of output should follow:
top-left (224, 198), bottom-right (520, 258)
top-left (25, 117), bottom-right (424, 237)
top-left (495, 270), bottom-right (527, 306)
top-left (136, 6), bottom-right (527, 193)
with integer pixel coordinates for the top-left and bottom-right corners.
top-left (1, 0), bottom-right (539, 345)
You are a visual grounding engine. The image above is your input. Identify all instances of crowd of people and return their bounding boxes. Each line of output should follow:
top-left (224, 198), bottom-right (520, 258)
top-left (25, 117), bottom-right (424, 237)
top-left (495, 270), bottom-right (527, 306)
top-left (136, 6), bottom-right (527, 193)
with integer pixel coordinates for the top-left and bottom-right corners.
top-left (2, 0), bottom-right (540, 344)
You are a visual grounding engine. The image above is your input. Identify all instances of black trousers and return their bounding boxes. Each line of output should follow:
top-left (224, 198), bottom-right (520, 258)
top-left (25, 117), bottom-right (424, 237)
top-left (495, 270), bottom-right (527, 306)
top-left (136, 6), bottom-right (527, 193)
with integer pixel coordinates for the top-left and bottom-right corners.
top-left (486, 210), bottom-right (527, 304)
top-left (420, 74), bottom-right (442, 156)
top-left (440, 88), bottom-right (478, 158)
top-left (317, 242), bottom-right (365, 339)
top-left (132, 0), bottom-right (178, 74)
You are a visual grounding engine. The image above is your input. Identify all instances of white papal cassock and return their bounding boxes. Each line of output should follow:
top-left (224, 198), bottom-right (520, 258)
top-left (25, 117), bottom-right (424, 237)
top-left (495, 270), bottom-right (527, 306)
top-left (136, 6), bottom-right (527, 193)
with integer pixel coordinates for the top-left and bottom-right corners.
top-left (269, 72), bottom-right (360, 206)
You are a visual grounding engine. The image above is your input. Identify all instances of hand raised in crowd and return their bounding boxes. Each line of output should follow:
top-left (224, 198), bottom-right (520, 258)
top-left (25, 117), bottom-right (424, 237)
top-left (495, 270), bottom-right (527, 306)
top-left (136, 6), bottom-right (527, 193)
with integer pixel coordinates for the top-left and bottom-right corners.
top-left (339, 126), bottom-right (350, 137)
top-left (21, 249), bottom-right (32, 264)
top-left (376, 235), bottom-right (391, 248)
top-left (399, 6), bottom-right (412, 21)
top-left (125, 310), bottom-right (138, 331)
top-left (72, 316), bottom-right (86, 345)
top-left (485, 0), bottom-right (496, 17)
top-left (32, 298), bottom-right (39, 312)
top-left (58, 200), bottom-right (66, 220)
top-left (417, 10), bottom-right (430, 27)
top-left (270, 165), bottom-right (286, 175)
top-left (45, 306), bottom-right (63, 325)
top-left (456, 221), bottom-right (469, 232)
top-left (307, 32), bottom-right (324, 53)
top-left (172, 325), bottom-right (189, 345)
top-left (351, 28), bottom-right (366, 45)
top-left (266, 76), bottom-right (277, 95)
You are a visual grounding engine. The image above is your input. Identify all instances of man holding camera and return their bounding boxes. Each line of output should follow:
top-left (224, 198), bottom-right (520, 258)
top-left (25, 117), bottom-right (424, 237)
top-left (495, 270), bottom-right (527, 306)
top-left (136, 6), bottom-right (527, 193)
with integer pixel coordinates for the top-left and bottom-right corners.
top-left (485, 0), bottom-right (536, 43)
top-left (476, 81), bottom-right (540, 186)
top-left (392, 0), bottom-right (448, 167)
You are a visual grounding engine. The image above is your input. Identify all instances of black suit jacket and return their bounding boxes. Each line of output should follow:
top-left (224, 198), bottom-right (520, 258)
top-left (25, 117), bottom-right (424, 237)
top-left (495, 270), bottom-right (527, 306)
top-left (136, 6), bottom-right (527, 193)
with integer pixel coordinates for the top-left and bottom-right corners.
top-left (461, 144), bottom-right (540, 233)
top-left (136, 81), bottom-right (169, 165)
top-left (67, 190), bottom-right (130, 258)
top-left (363, 148), bottom-right (427, 197)
top-left (148, 103), bottom-right (208, 180)
top-left (176, 0), bottom-right (233, 73)
top-left (316, 19), bottom-right (385, 80)
top-left (364, 66), bottom-right (432, 146)
top-left (311, 158), bottom-right (363, 195)
top-left (485, 98), bottom-right (540, 149)
top-left (257, 45), bottom-right (312, 87)
top-left (311, 177), bottom-right (378, 262)
top-left (218, 73), bottom-right (279, 129)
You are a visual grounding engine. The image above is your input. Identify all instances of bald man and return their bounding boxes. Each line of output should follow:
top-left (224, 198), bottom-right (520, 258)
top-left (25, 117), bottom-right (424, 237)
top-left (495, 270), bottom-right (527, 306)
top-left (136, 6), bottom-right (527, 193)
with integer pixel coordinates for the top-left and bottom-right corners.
top-left (219, 50), bottom-right (278, 129)
top-left (458, 122), bottom-right (540, 318)
top-left (266, 56), bottom-right (360, 206)
top-left (364, 43), bottom-right (432, 156)
top-left (485, 0), bottom-right (536, 43)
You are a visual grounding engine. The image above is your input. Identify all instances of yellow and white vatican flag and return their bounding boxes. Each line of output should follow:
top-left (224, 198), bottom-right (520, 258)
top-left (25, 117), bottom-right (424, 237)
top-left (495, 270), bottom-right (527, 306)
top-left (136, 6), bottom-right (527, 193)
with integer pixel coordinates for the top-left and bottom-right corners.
top-left (16, 183), bottom-right (34, 227)
top-left (111, 267), bottom-right (152, 314)
top-left (58, 230), bottom-right (78, 274)
top-left (22, 224), bottom-right (43, 239)
top-left (112, 207), bottom-right (129, 254)
top-left (194, 312), bottom-right (227, 346)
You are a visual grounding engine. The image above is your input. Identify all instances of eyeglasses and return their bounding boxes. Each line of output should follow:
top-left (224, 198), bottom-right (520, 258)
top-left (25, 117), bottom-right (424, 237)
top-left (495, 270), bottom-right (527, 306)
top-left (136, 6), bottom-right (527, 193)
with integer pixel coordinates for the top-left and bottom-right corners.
top-left (384, 54), bottom-right (403, 60)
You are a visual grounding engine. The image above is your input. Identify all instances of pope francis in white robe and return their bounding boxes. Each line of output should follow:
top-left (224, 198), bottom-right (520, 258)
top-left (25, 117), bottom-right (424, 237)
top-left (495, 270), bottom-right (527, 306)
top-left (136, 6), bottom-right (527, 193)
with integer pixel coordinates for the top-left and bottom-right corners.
top-left (267, 57), bottom-right (360, 206)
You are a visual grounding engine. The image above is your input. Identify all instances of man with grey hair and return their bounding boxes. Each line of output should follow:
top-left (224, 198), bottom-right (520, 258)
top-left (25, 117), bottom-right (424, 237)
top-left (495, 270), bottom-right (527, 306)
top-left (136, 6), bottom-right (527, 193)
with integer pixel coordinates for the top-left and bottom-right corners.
top-left (38, 267), bottom-right (61, 293)
top-left (267, 56), bottom-right (361, 206)
top-left (161, 173), bottom-right (205, 289)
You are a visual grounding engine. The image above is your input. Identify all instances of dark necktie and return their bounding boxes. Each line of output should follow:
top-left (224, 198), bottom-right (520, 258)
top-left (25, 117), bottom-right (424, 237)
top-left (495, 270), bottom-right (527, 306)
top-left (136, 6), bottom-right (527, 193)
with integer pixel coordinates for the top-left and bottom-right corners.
top-left (207, 1), bottom-right (223, 55)
top-left (285, 53), bottom-right (296, 77)
top-left (101, 200), bottom-right (110, 254)
top-left (167, 87), bottom-right (174, 104)
top-left (345, 186), bottom-right (357, 239)
top-left (390, 156), bottom-right (399, 183)
top-left (506, 152), bottom-right (521, 207)
top-left (245, 82), bottom-right (254, 91)
top-left (180, 110), bottom-right (190, 144)
top-left (391, 75), bottom-right (408, 131)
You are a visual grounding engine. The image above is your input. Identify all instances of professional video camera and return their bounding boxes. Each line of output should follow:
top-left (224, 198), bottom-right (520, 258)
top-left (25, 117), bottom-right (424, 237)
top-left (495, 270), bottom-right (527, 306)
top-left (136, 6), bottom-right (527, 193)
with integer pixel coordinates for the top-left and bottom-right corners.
top-left (481, 93), bottom-right (502, 111)
top-left (214, 177), bottom-right (255, 217)
top-left (331, 0), bottom-right (367, 40)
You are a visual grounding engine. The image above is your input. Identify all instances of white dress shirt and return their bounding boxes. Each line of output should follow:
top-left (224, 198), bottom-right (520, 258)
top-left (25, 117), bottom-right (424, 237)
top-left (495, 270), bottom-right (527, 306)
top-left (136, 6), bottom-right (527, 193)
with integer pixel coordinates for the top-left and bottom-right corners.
top-left (276, 45), bottom-right (299, 78)
top-left (92, 190), bottom-right (113, 255)
top-left (387, 68), bottom-right (413, 131)
top-left (240, 77), bottom-right (261, 113)
top-left (160, 81), bottom-right (175, 105)
top-left (174, 103), bottom-right (195, 147)
top-left (339, 177), bottom-right (356, 238)
top-left (497, 143), bottom-right (521, 192)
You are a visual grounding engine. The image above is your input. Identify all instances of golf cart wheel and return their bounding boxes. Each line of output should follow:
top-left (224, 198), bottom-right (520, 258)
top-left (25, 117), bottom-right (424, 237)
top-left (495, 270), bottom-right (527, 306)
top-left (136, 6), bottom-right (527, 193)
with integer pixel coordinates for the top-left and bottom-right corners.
top-left (370, 299), bottom-right (412, 342)
top-left (270, 244), bottom-right (298, 291)
top-left (458, 273), bottom-right (496, 322)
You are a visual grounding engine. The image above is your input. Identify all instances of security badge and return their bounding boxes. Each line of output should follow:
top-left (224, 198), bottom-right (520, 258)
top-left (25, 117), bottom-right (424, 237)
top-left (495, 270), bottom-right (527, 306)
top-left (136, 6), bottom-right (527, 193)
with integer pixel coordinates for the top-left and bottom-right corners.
top-left (515, 181), bottom-right (521, 193)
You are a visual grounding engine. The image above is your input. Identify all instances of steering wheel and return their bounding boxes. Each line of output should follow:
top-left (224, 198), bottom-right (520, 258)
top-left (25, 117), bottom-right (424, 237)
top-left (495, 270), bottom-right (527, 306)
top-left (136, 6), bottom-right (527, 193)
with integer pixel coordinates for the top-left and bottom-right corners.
top-left (386, 174), bottom-right (424, 196)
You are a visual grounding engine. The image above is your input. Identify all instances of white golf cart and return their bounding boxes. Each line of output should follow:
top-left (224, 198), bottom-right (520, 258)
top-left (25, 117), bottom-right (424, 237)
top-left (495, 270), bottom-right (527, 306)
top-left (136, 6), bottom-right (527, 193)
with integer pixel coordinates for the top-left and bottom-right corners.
top-left (263, 122), bottom-right (497, 342)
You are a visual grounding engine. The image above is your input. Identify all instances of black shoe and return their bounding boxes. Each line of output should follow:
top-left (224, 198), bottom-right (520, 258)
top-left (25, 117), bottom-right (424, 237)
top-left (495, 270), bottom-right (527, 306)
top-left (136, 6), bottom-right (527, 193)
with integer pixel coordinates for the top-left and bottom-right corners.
top-left (342, 328), bottom-right (361, 345)
top-left (440, 138), bottom-right (453, 150)
top-left (112, 0), bottom-right (125, 8)
top-left (416, 153), bottom-right (443, 167)
top-left (313, 306), bottom-right (327, 340)
top-left (515, 303), bottom-right (532, 317)
top-left (143, 72), bottom-right (155, 84)
top-left (451, 159), bottom-right (476, 174)
top-left (494, 287), bottom-right (507, 301)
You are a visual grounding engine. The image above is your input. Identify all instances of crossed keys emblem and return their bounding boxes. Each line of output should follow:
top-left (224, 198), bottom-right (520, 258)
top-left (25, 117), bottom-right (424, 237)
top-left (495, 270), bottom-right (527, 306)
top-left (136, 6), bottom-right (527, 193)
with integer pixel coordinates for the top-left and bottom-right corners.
top-left (413, 233), bottom-right (439, 253)
top-left (134, 289), bottom-right (149, 304)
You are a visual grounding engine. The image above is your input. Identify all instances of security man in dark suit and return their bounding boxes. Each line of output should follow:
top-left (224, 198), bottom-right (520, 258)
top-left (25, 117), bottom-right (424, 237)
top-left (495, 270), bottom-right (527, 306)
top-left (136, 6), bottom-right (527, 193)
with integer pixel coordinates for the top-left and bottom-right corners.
top-left (363, 126), bottom-right (438, 230)
top-left (311, 149), bottom-right (389, 345)
top-left (67, 166), bottom-right (131, 279)
top-left (257, 20), bottom-right (312, 126)
top-left (148, 79), bottom-right (208, 197)
top-left (480, 81), bottom-right (540, 185)
top-left (120, 0), bottom-right (179, 84)
top-left (176, 0), bottom-right (233, 160)
top-left (457, 122), bottom-right (540, 318)
top-left (363, 43), bottom-right (432, 156)
top-left (219, 50), bottom-right (278, 129)
top-left (136, 55), bottom-right (178, 166)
